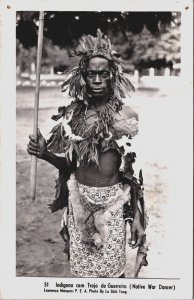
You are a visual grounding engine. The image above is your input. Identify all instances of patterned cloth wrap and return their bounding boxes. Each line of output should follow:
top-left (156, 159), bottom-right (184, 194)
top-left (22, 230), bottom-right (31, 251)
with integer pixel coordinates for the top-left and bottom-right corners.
top-left (66, 174), bottom-right (131, 278)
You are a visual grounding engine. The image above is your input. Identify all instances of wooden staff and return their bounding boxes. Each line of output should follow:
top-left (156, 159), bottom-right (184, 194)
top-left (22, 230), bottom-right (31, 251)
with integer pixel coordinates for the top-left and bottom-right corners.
top-left (30, 11), bottom-right (44, 201)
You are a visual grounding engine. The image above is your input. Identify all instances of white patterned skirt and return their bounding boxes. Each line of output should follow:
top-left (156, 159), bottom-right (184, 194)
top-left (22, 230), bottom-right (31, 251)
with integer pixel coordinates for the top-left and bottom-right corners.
top-left (67, 176), bottom-right (129, 278)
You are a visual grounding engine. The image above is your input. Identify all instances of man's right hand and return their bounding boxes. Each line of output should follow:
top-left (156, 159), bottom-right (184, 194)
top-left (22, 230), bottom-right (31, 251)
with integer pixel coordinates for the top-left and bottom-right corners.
top-left (27, 128), bottom-right (47, 159)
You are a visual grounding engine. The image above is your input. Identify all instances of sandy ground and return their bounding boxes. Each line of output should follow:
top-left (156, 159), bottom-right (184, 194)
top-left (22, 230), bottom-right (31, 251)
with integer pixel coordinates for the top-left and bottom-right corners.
top-left (16, 85), bottom-right (183, 278)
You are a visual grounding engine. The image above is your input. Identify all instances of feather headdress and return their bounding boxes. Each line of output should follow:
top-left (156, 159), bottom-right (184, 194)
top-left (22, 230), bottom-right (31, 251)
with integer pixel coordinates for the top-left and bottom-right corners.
top-left (61, 29), bottom-right (135, 100)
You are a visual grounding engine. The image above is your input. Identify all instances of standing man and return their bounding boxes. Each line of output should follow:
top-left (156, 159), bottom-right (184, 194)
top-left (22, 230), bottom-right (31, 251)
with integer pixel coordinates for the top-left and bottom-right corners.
top-left (27, 30), bottom-right (147, 278)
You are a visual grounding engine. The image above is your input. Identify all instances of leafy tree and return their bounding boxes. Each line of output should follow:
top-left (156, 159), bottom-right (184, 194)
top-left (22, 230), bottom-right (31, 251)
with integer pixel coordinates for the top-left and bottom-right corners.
top-left (16, 11), bottom-right (173, 48)
top-left (16, 39), bottom-right (36, 73)
top-left (16, 11), bottom-right (181, 73)
top-left (111, 12), bottom-right (181, 71)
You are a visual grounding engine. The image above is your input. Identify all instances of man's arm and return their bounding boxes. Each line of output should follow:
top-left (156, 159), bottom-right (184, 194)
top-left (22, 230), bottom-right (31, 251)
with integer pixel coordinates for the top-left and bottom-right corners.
top-left (27, 129), bottom-right (67, 172)
top-left (41, 151), bottom-right (68, 171)
top-left (130, 208), bottom-right (145, 249)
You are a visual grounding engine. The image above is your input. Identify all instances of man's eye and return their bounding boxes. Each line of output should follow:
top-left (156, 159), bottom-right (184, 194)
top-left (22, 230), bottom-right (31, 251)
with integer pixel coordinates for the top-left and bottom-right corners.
top-left (101, 71), bottom-right (110, 78)
top-left (87, 72), bottom-right (95, 78)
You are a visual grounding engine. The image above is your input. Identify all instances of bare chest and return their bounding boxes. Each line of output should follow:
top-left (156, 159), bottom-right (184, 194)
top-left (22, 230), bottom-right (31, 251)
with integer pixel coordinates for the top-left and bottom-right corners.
top-left (75, 149), bottom-right (121, 187)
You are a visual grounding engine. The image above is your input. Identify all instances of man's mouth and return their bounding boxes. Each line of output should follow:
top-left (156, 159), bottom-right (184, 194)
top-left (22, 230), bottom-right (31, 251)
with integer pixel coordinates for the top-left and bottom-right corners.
top-left (92, 88), bottom-right (103, 92)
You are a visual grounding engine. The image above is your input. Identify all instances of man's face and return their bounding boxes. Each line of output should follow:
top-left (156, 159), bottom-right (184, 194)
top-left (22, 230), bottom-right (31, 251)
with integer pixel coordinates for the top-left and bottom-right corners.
top-left (84, 56), bottom-right (111, 98)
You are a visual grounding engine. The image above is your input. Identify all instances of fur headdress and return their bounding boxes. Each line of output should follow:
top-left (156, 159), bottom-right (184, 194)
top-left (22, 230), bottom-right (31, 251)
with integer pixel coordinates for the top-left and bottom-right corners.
top-left (61, 29), bottom-right (135, 100)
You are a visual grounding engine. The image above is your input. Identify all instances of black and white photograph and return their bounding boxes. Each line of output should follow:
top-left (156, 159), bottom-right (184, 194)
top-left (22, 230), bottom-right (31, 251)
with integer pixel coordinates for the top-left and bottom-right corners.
top-left (0, 1), bottom-right (193, 299)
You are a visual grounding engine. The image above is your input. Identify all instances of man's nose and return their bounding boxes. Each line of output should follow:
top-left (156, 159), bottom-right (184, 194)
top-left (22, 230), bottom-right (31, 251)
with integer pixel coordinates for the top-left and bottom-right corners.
top-left (93, 73), bottom-right (102, 84)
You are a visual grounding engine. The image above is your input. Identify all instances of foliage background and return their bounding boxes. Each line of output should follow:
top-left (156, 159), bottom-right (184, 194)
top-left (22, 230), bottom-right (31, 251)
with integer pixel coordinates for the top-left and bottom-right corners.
top-left (16, 11), bottom-right (181, 74)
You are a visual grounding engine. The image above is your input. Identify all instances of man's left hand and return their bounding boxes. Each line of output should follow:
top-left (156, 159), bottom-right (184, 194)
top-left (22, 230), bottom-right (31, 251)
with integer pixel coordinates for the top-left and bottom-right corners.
top-left (130, 209), bottom-right (145, 249)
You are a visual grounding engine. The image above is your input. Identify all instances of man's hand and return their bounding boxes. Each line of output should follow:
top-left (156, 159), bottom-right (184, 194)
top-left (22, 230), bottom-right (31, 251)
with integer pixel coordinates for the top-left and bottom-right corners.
top-left (129, 209), bottom-right (145, 249)
top-left (27, 128), bottom-right (47, 159)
